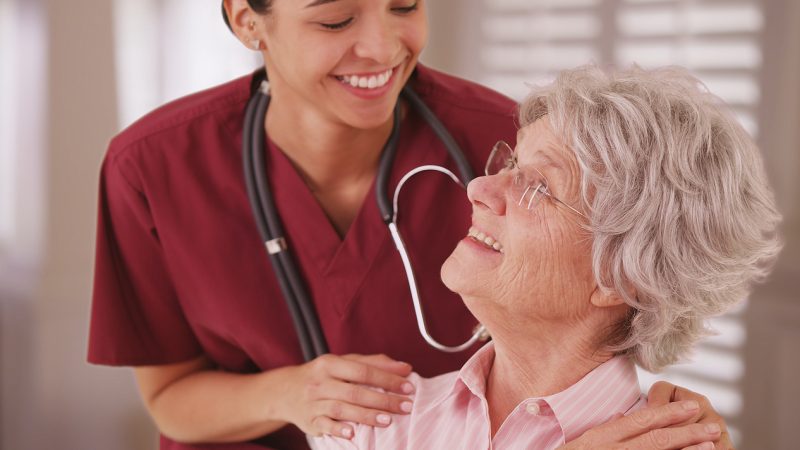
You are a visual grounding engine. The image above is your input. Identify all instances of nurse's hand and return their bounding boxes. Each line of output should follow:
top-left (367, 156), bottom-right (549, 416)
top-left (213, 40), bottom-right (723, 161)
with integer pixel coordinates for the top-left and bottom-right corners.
top-left (278, 353), bottom-right (415, 440)
top-left (559, 400), bottom-right (723, 450)
top-left (647, 381), bottom-right (734, 449)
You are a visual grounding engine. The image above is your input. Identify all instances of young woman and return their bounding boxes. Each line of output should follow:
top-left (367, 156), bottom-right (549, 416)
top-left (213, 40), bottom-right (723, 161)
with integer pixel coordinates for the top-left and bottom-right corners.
top-left (88, 1), bottom-right (731, 449)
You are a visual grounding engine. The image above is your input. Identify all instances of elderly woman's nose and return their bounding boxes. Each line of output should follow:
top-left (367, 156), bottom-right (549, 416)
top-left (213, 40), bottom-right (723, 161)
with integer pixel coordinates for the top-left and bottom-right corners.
top-left (467, 176), bottom-right (507, 215)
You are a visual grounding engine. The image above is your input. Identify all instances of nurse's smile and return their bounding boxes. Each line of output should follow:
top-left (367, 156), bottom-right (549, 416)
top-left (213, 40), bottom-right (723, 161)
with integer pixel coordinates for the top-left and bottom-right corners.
top-left (332, 63), bottom-right (401, 99)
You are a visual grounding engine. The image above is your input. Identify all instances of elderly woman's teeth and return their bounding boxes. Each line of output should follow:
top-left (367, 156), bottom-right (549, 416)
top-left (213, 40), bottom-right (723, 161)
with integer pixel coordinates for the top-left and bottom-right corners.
top-left (337, 68), bottom-right (393, 90)
top-left (468, 227), bottom-right (503, 253)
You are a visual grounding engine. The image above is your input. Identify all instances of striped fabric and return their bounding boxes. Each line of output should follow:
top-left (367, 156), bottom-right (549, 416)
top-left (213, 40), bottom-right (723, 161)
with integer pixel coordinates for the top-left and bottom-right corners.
top-left (310, 343), bottom-right (645, 450)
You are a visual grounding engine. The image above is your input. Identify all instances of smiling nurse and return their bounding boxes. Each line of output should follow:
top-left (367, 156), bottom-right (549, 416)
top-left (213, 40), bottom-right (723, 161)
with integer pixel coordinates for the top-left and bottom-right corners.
top-left (87, 1), bottom-right (731, 449)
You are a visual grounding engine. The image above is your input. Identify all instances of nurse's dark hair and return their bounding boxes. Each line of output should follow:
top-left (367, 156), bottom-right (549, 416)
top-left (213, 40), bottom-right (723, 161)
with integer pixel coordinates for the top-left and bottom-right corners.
top-left (221, 0), bottom-right (273, 31)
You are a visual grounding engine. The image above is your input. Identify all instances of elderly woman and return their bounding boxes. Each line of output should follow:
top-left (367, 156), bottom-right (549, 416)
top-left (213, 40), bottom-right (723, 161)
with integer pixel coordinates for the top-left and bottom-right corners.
top-left (308, 64), bottom-right (782, 450)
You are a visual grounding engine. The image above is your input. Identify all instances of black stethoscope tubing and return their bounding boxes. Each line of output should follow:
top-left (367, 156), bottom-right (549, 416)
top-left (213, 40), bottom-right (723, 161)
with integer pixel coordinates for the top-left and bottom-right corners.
top-left (243, 72), bottom-right (475, 361)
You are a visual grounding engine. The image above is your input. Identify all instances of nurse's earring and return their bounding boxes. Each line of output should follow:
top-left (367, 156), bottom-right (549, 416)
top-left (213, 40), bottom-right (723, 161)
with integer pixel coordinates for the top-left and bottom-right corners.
top-left (248, 21), bottom-right (261, 51)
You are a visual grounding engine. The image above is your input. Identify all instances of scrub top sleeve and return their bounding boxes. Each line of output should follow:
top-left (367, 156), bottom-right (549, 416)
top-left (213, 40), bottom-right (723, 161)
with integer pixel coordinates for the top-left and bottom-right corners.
top-left (88, 150), bottom-right (202, 366)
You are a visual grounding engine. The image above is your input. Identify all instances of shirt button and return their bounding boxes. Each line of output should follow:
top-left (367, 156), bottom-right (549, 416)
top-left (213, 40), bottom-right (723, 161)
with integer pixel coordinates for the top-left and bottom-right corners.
top-left (525, 402), bottom-right (541, 415)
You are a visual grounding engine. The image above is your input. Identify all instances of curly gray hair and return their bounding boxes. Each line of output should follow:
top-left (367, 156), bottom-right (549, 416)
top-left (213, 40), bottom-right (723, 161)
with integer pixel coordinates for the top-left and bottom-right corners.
top-left (519, 65), bottom-right (782, 372)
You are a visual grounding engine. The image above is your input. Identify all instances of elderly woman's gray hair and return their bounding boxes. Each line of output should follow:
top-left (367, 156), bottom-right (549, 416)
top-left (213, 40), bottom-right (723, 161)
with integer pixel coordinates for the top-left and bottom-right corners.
top-left (520, 65), bottom-right (782, 372)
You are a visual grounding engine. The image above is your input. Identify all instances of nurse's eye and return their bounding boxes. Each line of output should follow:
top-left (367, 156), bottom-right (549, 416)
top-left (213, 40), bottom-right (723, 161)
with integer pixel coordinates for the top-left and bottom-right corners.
top-left (391, 1), bottom-right (419, 14)
top-left (320, 17), bottom-right (354, 30)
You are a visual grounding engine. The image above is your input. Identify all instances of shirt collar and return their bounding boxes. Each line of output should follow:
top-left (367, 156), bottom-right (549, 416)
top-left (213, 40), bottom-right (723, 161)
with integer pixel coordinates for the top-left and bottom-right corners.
top-left (456, 341), bottom-right (496, 398)
top-left (446, 342), bottom-right (642, 443)
top-left (542, 354), bottom-right (642, 442)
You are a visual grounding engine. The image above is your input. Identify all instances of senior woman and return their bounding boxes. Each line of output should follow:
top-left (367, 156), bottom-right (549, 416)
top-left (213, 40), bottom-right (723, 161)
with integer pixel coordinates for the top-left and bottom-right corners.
top-left (309, 64), bottom-right (782, 450)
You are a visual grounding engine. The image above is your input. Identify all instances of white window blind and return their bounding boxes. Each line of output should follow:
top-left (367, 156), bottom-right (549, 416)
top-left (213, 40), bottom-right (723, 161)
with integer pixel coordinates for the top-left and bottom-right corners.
top-left (1, 0), bottom-right (18, 249)
top-left (479, 0), bottom-right (764, 445)
top-left (0, 0), bottom-right (47, 260)
top-left (113, 0), bottom-right (261, 129)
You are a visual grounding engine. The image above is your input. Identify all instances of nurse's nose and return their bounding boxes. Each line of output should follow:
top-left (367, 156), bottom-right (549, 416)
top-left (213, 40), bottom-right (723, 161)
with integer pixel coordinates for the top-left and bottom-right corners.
top-left (467, 175), bottom-right (507, 216)
top-left (352, 18), bottom-right (400, 65)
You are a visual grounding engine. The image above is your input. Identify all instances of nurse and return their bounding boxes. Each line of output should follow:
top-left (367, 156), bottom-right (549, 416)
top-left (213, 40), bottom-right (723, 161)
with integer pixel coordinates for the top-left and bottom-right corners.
top-left (88, 1), bottom-right (731, 449)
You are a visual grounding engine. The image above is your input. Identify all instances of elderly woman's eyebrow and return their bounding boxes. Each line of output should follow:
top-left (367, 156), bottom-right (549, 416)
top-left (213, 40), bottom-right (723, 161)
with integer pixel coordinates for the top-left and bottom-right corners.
top-left (305, 0), bottom-right (339, 8)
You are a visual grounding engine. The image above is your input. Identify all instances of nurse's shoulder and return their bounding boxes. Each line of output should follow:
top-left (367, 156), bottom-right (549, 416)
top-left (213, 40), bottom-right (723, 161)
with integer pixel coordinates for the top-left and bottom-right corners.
top-left (105, 71), bottom-right (256, 160)
top-left (411, 64), bottom-right (517, 122)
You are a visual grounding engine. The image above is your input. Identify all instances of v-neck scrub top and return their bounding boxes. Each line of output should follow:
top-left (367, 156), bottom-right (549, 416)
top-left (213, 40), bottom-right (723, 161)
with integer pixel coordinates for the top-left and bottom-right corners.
top-left (88, 65), bottom-right (518, 449)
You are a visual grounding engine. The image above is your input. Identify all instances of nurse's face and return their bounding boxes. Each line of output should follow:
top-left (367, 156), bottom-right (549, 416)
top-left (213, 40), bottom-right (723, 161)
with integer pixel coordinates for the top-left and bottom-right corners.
top-left (259, 0), bottom-right (428, 130)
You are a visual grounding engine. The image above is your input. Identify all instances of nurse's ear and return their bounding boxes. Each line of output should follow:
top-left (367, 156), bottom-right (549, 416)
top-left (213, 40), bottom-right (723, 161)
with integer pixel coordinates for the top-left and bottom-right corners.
top-left (223, 0), bottom-right (265, 51)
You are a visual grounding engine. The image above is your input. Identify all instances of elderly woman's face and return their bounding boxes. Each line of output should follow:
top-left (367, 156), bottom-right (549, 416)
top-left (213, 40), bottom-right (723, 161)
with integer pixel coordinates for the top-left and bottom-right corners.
top-left (442, 118), bottom-right (596, 322)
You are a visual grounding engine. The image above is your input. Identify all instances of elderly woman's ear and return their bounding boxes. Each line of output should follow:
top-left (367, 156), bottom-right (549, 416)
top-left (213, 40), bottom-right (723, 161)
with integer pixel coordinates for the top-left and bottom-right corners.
top-left (589, 287), bottom-right (628, 308)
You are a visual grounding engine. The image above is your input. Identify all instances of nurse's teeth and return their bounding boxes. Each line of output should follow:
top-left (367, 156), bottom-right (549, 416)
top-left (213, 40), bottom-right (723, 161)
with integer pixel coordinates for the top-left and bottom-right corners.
top-left (337, 68), bottom-right (394, 90)
top-left (467, 227), bottom-right (504, 253)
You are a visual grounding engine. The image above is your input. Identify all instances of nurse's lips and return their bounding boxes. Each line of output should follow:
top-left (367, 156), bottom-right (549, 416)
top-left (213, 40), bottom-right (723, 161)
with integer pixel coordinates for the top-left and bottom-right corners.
top-left (467, 226), bottom-right (504, 253)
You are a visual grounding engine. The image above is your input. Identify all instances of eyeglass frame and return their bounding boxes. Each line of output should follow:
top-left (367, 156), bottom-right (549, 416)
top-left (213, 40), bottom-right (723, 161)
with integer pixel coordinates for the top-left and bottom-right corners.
top-left (484, 140), bottom-right (587, 219)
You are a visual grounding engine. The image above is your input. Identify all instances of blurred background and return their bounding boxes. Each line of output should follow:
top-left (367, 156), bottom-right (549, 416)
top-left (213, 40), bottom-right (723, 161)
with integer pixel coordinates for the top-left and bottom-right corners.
top-left (1, 0), bottom-right (797, 448)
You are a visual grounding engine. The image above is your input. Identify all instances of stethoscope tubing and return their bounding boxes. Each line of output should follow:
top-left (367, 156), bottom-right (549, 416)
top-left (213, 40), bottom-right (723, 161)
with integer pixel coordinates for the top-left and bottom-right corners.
top-left (244, 76), bottom-right (488, 361)
top-left (387, 165), bottom-right (488, 352)
top-left (243, 82), bottom-right (328, 360)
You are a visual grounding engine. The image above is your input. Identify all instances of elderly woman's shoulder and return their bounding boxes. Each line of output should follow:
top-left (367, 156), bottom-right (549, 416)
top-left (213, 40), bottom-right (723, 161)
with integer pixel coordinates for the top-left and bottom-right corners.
top-left (405, 370), bottom-right (462, 410)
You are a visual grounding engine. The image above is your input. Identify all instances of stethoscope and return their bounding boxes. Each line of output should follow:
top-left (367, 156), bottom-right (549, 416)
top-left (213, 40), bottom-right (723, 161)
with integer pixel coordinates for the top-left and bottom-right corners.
top-left (242, 71), bottom-right (489, 361)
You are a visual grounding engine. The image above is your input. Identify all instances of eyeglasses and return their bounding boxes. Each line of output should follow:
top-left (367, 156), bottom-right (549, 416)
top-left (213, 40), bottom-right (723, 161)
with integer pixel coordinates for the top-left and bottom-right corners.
top-left (485, 141), bottom-right (586, 218)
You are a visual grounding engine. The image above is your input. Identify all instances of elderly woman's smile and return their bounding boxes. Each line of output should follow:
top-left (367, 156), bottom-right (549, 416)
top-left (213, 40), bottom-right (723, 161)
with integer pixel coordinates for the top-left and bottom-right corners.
top-left (466, 226), bottom-right (504, 253)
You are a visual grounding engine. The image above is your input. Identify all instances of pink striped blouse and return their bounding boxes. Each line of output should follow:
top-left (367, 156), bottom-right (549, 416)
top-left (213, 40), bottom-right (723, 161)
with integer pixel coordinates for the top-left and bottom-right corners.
top-left (309, 343), bottom-right (645, 450)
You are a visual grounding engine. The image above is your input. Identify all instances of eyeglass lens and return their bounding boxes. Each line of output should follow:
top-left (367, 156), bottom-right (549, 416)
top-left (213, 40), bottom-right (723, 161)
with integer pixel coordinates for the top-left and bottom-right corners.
top-left (485, 141), bottom-right (548, 210)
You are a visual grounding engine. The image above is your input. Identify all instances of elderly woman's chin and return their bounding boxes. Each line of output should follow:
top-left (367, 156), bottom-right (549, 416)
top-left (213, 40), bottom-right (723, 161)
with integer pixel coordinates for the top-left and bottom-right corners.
top-left (440, 241), bottom-right (496, 299)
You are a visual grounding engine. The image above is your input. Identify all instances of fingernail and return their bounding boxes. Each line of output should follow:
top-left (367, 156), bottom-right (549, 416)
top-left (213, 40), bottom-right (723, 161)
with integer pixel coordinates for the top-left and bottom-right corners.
top-left (377, 414), bottom-right (391, 425)
top-left (400, 401), bottom-right (413, 413)
top-left (699, 442), bottom-right (715, 450)
top-left (705, 423), bottom-right (721, 434)
top-left (341, 427), bottom-right (352, 439)
top-left (401, 382), bottom-right (415, 394)
top-left (683, 400), bottom-right (700, 411)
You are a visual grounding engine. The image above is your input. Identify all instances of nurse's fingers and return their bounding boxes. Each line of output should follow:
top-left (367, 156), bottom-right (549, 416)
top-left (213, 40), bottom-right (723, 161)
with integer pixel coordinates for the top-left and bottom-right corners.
top-left (559, 401), bottom-right (703, 449)
top-left (314, 379), bottom-right (412, 415)
top-left (308, 415), bottom-right (354, 440)
top-left (649, 383), bottom-right (733, 450)
top-left (341, 354), bottom-right (413, 376)
top-left (317, 354), bottom-right (414, 395)
top-left (620, 423), bottom-right (720, 449)
top-left (683, 443), bottom-right (716, 450)
top-left (314, 398), bottom-right (399, 429)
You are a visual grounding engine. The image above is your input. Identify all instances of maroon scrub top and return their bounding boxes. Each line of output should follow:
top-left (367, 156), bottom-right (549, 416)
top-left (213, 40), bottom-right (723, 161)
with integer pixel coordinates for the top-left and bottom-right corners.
top-left (88, 65), bottom-right (517, 449)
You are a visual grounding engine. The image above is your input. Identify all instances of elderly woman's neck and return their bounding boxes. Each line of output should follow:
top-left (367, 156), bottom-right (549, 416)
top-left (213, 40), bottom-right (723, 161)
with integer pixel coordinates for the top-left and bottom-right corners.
top-left (484, 320), bottom-right (616, 437)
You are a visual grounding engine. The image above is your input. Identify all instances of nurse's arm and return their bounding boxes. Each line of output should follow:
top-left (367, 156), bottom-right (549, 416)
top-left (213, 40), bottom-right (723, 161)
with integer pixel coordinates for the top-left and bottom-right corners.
top-left (134, 353), bottom-right (415, 443)
top-left (135, 355), bottom-right (288, 443)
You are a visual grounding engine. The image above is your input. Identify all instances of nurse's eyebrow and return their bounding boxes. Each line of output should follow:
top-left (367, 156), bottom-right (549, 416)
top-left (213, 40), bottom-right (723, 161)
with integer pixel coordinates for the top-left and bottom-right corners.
top-left (305, 0), bottom-right (339, 7)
